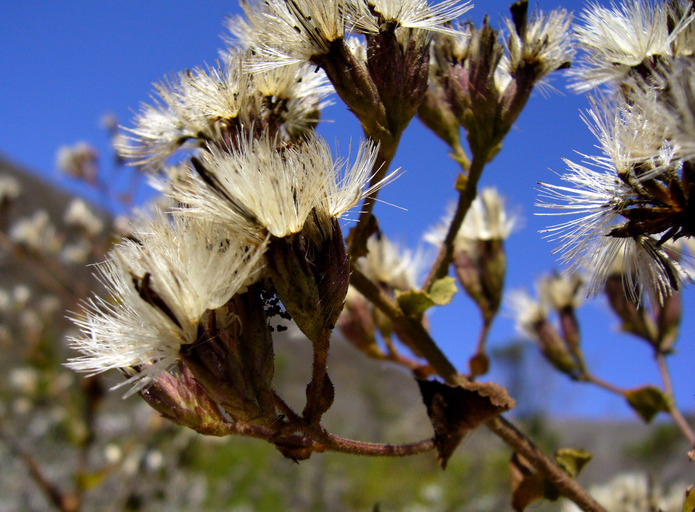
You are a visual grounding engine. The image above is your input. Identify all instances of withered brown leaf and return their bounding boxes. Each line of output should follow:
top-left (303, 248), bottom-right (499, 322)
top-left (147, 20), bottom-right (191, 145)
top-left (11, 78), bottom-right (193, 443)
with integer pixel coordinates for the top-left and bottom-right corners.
top-left (417, 379), bottom-right (515, 468)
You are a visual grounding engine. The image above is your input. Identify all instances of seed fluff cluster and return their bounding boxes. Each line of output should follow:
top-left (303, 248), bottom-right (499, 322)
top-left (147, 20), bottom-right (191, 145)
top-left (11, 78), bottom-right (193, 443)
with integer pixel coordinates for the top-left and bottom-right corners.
top-left (539, 0), bottom-right (695, 306)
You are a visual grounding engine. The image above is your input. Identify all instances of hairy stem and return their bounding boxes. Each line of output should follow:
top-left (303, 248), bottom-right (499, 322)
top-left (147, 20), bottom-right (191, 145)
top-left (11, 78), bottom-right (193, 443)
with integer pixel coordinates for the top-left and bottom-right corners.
top-left (317, 431), bottom-right (435, 457)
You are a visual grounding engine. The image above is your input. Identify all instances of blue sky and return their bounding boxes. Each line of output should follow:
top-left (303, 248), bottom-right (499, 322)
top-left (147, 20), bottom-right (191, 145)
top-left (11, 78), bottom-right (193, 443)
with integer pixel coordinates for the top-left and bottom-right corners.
top-left (1, 1), bottom-right (693, 419)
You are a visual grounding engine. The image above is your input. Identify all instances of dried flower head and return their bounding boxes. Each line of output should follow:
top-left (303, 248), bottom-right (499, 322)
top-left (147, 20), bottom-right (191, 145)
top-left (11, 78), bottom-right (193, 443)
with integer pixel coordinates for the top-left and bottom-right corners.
top-left (169, 131), bottom-right (392, 245)
top-left (538, 100), bottom-right (695, 305)
top-left (67, 211), bottom-right (265, 393)
top-left (570, 0), bottom-right (695, 92)
top-left (502, 6), bottom-right (573, 86)
top-left (349, 0), bottom-right (472, 36)
top-left (117, 51), bottom-right (331, 170)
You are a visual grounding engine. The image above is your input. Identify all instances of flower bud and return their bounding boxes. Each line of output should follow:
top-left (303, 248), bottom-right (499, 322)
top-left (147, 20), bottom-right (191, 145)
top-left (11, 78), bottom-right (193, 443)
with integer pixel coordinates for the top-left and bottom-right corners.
top-left (180, 286), bottom-right (277, 427)
top-left (604, 274), bottom-right (657, 345)
top-left (452, 239), bottom-right (505, 325)
top-left (338, 287), bottom-right (383, 358)
top-left (535, 319), bottom-right (579, 376)
top-left (365, 26), bottom-right (430, 134)
top-left (265, 217), bottom-right (350, 343)
top-left (136, 361), bottom-right (229, 434)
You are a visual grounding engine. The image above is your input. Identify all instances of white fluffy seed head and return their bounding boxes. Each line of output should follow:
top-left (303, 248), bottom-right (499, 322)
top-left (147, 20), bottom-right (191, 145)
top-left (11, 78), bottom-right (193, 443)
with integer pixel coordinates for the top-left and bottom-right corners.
top-left (67, 211), bottom-right (266, 394)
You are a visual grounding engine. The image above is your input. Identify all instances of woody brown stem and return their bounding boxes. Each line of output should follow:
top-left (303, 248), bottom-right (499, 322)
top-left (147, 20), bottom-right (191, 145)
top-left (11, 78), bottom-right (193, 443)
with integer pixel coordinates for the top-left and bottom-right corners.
top-left (487, 417), bottom-right (607, 512)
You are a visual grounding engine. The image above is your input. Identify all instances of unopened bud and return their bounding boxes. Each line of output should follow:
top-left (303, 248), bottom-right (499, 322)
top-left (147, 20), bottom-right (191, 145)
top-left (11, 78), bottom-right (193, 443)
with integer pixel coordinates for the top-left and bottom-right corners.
top-left (137, 361), bottom-right (228, 434)
top-left (605, 274), bottom-right (658, 345)
top-left (338, 287), bottom-right (383, 358)
top-left (534, 319), bottom-right (578, 376)
top-left (452, 239), bottom-right (505, 325)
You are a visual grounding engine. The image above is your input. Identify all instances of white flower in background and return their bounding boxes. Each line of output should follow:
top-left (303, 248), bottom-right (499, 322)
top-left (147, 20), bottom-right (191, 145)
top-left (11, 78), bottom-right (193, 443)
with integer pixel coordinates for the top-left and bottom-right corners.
top-left (56, 141), bottom-right (99, 181)
top-left (356, 235), bottom-right (426, 291)
top-left (12, 285), bottom-right (31, 309)
top-left (425, 187), bottom-right (517, 254)
top-left (561, 473), bottom-right (685, 512)
top-left (60, 239), bottom-right (93, 265)
top-left (67, 211), bottom-right (265, 393)
top-left (9, 367), bottom-right (39, 395)
top-left (0, 174), bottom-right (20, 204)
top-left (171, 131), bottom-right (392, 244)
top-left (570, 0), bottom-right (695, 92)
top-left (9, 210), bottom-right (61, 255)
top-left (64, 198), bottom-right (104, 237)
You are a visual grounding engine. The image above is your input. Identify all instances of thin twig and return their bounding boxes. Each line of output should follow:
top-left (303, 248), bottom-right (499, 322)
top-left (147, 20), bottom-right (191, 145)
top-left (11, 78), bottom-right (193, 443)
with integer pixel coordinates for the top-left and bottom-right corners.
top-left (656, 352), bottom-right (695, 446)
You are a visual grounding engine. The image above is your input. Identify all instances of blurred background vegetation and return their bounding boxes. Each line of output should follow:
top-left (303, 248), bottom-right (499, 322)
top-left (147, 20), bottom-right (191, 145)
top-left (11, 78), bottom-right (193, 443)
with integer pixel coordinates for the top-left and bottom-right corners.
top-left (0, 153), bottom-right (689, 510)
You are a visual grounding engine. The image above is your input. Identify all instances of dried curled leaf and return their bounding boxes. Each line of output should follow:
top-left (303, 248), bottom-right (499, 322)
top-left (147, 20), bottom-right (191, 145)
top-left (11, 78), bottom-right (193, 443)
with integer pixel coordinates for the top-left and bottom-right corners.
top-left (510, 448), bottom-right (592, 511)
top-left (418, 379), bottom-right (514, 468)
top-left (624, 385), bottom-right (671, 423)
top-left (397, 277), bottom-right (457, 317)
top-left (510, 452), bottom-right (555, 512)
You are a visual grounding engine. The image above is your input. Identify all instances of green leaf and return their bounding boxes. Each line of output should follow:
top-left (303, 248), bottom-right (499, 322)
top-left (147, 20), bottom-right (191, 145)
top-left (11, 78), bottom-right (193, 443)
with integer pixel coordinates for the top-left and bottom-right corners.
top-left (555, 448), bottom-right (593, 478)
top-left (397, 290), bottom-right (435, 317)
top-left (397, 278), bottom-right (457, 318)
top-left (624, 386), bottom-right (671, 423)
top-left (429, 277), bottom-right (458, 306)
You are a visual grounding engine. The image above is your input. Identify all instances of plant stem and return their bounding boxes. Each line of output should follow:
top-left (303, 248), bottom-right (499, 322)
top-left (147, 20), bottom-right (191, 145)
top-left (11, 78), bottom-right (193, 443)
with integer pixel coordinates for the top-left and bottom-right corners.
top-left (580, 371), bottom-right (629, 396)
top-left (422, 153), bottom-right (487, 291)
top-left (302, 325), bottom-right (334, 425)
top-left (350, 265), bottom-right (605, 512)
top-left (656, 352), bottom-right (695, 446)
top-left (317, 431), bottom-right (435, 457)
top-left (487, 417), bottom-right (607, 512)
